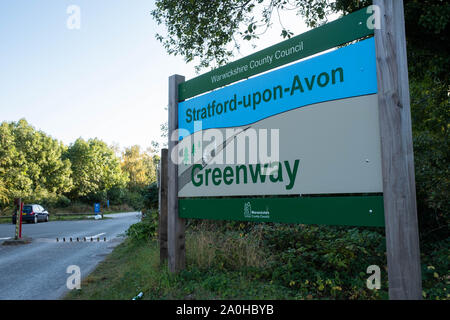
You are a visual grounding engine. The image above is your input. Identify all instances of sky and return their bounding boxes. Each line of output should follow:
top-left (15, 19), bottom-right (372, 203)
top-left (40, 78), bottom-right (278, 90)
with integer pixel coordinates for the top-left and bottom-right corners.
top-left (0, 0), bottom-right (325, 153)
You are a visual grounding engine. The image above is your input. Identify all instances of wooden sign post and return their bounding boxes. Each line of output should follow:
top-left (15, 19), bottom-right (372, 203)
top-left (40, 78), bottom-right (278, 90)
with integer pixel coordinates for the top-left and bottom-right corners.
top-left (158, 148), bottom-right (169, 263)
top-left (374, 0), bottom-right (422, 299)
top-left (168, 74), bottom-right (186, 273)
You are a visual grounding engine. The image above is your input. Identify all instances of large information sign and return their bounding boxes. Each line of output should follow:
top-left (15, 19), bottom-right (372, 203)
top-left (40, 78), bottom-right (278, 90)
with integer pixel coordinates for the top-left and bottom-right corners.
top-left (176, 10), bottom-right (384, 227)
top-left (177, 39), bottom-right (383, 226)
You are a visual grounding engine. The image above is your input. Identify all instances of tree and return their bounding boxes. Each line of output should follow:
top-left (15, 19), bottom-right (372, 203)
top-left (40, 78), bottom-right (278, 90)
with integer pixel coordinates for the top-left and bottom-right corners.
top-left (0, 179), bottom-right (8, 206)
top-left (0, 120), bottom-right (31, 201)
top-left (65, 138), bottom-right (128, 199)
top-left (121, 145), bottom-right (158, 190)
top-left (152, 0), bottom-right (449, 81)
top-left (0, 119), bottom-right (73, 207)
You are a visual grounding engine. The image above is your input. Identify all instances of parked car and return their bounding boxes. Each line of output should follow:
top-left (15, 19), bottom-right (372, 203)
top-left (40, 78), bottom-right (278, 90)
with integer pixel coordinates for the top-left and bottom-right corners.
top-left (12, 204), bottom-right (50, 224)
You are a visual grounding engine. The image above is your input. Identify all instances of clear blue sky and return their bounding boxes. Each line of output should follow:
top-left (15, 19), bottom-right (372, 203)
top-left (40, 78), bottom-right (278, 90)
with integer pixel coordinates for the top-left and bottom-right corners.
top-left (0, 0), bottom-right (313, 152)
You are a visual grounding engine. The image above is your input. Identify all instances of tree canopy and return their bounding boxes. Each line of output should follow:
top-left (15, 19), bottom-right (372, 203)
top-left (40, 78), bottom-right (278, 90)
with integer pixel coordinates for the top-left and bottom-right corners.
top-left (152, 0), bottom-right (449, 81)
top-left (0, 119), bottom-right (72, 204)
top-left (65, 138), bottom-right (128, 199)
top-left (121, 145), bottom-right (157, 190)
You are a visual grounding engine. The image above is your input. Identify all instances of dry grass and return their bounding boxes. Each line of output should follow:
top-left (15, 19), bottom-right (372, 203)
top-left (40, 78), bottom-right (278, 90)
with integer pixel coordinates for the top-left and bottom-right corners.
top-left (186, 226), bottom-right (267, 270)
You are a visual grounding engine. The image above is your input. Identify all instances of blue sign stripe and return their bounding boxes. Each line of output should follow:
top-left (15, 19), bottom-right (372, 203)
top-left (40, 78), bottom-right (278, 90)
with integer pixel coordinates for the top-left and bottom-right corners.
top-left (178, 38), bottom-right (377, 138)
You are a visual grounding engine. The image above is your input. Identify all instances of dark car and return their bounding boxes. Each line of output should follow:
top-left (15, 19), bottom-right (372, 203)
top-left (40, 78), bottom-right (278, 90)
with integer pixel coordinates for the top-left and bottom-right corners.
top-left (12, 204), bottom-right (50, 224)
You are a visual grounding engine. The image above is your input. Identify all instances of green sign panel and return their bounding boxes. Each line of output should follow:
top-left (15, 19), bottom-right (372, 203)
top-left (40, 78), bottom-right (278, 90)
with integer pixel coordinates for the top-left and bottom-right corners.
top-left (179, 196), bottom-right (384, 227)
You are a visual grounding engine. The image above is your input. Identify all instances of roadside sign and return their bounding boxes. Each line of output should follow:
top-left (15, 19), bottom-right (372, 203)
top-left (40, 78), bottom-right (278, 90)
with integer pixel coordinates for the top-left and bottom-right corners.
top-left (167, 2), bottom-right (422, 300)
top-left (176, 35), bottom-right (383, 227)
top-left (94, 203), bottom-right (100, 213)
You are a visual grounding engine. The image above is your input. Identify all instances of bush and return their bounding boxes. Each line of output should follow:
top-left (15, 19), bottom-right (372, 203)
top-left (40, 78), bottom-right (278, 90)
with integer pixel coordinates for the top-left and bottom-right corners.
top-left (258, 224), bottom-right (387, 299)
top-left (72, 186), bottom-right (148, 211)
top-left (107, 186), bottom-right (127, 205)
top-left (80, 190), bottom-right (107, 204)
top-left (410, 77), bottom-right (449, 241)
top-left (52, 202), bottom-right (93, 214)
top-left (181, 221), bottom-right (389, 299)
top-left (126, 210), bottom-right (158, 241)
top-left (55, 195), bottom-right (71, 208)
top-left (122, 190), bottom-right (145, 210)
top-left (421, 239), bottom-right (450, 300)
top-left (22, 189), bottom-right (71, 209)
top-left (143, 182), bottom-right (158, 210)
top-left (413, 130), bottom-right (449, 241)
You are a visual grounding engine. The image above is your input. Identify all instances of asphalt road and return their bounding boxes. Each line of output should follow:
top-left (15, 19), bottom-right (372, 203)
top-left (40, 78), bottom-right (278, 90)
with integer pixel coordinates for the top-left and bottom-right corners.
top-left (0, 212), bottom-right (141, 300)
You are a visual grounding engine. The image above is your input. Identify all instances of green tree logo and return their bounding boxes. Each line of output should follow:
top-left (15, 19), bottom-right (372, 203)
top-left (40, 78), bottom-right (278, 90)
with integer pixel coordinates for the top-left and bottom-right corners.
top-left (244, 202), bottom-right (252, 218)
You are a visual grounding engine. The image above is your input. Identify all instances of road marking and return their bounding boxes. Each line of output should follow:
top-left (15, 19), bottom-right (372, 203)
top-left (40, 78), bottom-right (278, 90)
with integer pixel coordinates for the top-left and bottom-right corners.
top-left (86, 232), bottom-right (106, 239)
top-left (0, 237), bottom-right (12, 240)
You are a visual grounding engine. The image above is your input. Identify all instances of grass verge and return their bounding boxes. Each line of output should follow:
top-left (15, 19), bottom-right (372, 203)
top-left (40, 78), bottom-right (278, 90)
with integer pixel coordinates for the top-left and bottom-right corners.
top-left (65, 238), bottom-right (297, 300)
top-left (64, 215), bottom-right (449, 300)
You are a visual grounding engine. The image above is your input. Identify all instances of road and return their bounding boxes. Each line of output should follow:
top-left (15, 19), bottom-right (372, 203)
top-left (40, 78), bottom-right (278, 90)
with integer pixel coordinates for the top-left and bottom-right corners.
top-left (0, 212), bottom-right (141, 300)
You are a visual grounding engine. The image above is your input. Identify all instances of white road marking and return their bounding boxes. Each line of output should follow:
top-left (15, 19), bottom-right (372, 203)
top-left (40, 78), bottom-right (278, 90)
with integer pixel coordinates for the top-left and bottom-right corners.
top-left (0, 237), bottom-right (12, 240)
top-left (86, 232), bottom-right (106, 239)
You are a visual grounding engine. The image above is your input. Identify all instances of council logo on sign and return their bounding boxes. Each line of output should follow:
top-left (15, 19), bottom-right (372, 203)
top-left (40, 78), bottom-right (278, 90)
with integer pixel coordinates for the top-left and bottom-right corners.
top-left (244, 202), bottom-right (252, 218)
top-left (243, 202), bottom-right (271, 219)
